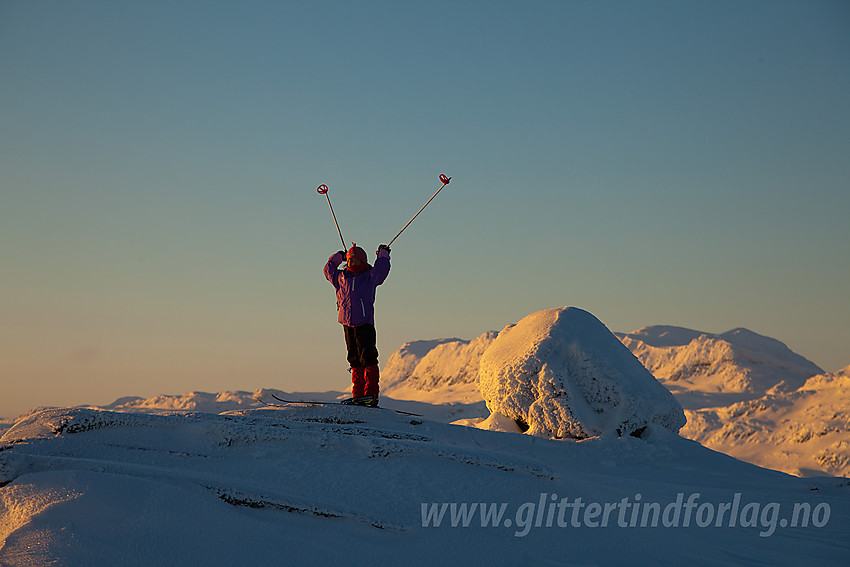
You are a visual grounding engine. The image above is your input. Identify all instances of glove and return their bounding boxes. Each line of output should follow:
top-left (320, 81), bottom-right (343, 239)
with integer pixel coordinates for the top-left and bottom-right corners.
top-left (377, 244), bottom-right (390, 254)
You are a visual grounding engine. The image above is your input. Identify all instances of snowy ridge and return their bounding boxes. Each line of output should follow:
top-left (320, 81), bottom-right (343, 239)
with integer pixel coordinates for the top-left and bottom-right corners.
top-left (2, 404), bottom-right (849, 565)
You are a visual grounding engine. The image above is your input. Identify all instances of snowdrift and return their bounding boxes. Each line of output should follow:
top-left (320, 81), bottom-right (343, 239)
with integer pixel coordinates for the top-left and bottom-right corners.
top-left (478, 307), bottom-right (686, 439)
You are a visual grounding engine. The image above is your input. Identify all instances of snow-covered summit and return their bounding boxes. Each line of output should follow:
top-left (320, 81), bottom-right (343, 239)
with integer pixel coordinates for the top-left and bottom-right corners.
top-left (381, 333), bottom-right (497, 405)
top-left (617, 325), bottom-right (823, 409)
top-left (478, 307), bottom-right (685, 439)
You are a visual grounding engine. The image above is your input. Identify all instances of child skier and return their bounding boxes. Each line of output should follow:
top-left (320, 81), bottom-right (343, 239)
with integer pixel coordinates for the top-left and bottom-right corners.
top-left (324, 243), bottom-right (391, 407)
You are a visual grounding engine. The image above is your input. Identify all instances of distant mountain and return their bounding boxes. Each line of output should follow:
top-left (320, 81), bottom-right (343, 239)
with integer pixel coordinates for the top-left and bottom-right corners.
top-left (681, 366), bottom-right (850, 477)
top-left (100, 391), bottom-right (263, 413)
top-left (615, 326), bottom-right (824, 409)
top-left (381, 333), bottom-right (497, 405)
top-left (615, 326), bottom-right (847, 477)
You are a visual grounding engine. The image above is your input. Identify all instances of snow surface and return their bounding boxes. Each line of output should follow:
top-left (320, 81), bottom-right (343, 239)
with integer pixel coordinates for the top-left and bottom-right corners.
top-left (478, 308), bottom-right (685, 439)
top-left (2, 402), bottom-right (849, 566)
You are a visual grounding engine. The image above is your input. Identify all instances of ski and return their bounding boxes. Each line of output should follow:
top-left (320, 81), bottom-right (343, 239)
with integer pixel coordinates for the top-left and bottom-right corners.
top-left (267, 394), bottom-right (422, 417)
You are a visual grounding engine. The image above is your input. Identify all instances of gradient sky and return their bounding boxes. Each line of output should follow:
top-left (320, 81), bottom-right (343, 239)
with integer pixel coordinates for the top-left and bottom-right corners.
top-left (2, 0), bottom-right (848, 418)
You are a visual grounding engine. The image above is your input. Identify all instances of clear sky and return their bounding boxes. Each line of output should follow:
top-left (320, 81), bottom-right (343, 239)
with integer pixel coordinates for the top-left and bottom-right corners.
top-left (2, 0), bottom-right (848, 418)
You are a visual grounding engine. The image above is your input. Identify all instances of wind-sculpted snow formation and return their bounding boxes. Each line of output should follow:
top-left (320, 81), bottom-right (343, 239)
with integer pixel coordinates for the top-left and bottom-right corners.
top-left (478, 307), bottom-right (686, 439)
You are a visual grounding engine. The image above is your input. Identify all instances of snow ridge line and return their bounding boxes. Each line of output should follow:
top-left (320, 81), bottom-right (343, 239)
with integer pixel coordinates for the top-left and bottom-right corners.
top-left (272, 414), bottom-right (432, 443)
top-left (266, 413), bottom-right (557, 479)
top-left (298, 422), bottom-right (431, 443)
top-left (210, 487), bottom-right (407, 531)
top-left (432, 448), bottom-right (556, 480)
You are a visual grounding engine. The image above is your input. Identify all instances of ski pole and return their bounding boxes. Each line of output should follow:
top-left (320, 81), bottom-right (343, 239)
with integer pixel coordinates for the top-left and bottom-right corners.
top-left (316, 184), bottom-right (346, 250)
top-left (387, 174), bottom-right (451, 248)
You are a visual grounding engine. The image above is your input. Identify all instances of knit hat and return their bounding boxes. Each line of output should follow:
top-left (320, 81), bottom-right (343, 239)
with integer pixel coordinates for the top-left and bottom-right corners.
top-left (346, 244), bottom-right (370, 273)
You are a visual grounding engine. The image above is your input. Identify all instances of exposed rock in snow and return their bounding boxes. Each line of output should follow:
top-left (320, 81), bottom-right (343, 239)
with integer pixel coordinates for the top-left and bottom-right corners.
top-left (478, 307), bottom-right (685, 439)
top-left (617, 326), bottom-right (823, 409)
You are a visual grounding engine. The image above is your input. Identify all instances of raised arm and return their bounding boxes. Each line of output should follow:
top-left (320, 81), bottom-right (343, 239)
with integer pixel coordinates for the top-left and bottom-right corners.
top-left (370, 246), bottom-right (391, 286)
top-left (324, 251), bottom-right (346, 286)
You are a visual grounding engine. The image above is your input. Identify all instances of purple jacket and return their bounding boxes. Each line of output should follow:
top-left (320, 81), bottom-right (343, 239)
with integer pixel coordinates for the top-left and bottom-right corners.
top-left (324, 249), bottom-right (391, 326)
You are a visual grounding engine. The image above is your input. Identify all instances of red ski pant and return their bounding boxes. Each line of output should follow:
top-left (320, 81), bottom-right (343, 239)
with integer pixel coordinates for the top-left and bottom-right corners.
top-left (343, 324), bottom-right (379, 398)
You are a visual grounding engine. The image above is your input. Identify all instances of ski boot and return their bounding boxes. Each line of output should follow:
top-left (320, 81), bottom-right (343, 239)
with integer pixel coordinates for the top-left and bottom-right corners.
top-left (340, 395), bottom-right (379, 408)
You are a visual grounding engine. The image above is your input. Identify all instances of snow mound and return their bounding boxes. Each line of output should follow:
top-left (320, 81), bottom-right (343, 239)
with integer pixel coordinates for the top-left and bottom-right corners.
top-left (618, 325), bottom-right (823, 408)
top-left (478, 307), bottom-right (685, 439)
